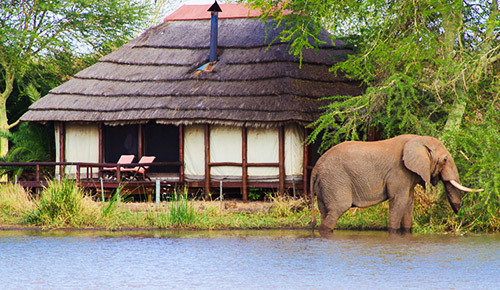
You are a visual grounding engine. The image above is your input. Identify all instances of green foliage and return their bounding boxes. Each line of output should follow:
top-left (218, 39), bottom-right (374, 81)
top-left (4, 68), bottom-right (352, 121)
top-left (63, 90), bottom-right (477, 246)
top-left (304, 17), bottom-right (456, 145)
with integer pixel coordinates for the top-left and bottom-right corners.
top-left (248, 186), bottom-right (262, 201)
top-left (0, 0), bottom-right (150, 62)
top-left (248, 0), bottom-right (500, 142)
top-left (101, 186), bottom-right (124, 218)
top-left (0, 0), bottom-right (152, 156)
top-left (449, 102), bottom-right (500, 232)
top-left (24, 180), bottom-right (98, 227)
top-left (412, 185), bottom-right (462, 233)
top-left (0, 122), bottom-right (52, 178)
top-left (6, 49), bottom-right (104, 123)
top-left (167, 188), bottom-right (197, 227)
top-left (7, 122), bottom-right (51, 162)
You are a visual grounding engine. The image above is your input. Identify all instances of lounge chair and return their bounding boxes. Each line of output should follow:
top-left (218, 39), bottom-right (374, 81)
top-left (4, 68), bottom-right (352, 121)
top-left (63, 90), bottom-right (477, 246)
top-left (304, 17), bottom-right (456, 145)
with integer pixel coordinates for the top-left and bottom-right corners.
top-left (102, 155), bottom-right (135, 179)
top-left (121, 156), bottom-right (156, 180)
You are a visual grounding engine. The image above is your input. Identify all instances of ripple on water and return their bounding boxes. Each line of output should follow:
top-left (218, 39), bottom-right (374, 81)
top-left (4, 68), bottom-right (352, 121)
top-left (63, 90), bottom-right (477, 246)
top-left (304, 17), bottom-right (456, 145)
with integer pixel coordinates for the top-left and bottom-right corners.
top-left (0, 230), bottom-right (499, 289)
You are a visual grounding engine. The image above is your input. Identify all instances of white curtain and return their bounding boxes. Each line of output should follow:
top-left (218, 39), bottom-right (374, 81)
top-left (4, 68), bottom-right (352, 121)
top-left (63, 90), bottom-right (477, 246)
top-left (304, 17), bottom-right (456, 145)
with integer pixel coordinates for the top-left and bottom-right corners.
top-left (183, 124), bottom-right (304, 181)
top-left (247, 127), bottom-right (279, 177)
top-left (285, 124), bottom-right (304, 180)
top-left (210, 126), bottom-right (242, 177)
top-left (183, 125), bottom-right (205, 179)
top-left (64, 123), bottom-right (99, 177)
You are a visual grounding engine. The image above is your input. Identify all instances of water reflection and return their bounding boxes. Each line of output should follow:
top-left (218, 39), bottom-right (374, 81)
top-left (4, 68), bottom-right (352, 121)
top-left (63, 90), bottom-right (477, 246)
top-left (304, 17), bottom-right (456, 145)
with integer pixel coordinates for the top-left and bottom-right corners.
top-left (0, 230), bottom-right (499, 289)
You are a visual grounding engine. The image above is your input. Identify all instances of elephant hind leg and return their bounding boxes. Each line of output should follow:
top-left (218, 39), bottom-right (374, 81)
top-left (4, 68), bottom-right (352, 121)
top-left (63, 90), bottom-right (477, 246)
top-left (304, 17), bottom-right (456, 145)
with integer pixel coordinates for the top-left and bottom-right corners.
top-left (319, 206), bottom-right (350, 234)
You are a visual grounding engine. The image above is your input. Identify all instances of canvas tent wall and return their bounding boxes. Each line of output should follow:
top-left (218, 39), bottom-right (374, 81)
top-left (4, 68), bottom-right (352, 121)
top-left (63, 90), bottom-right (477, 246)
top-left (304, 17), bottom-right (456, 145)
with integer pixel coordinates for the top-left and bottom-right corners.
top-left (184, 124), bottom-right (303, 181)
top-left (57, 122), bottom-right (303, 181)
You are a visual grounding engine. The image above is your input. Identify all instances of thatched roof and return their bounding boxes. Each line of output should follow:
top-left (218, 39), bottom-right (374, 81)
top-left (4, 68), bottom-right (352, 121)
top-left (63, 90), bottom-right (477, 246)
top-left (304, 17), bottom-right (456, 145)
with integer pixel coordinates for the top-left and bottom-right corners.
top-left (21, 5), bottom-right (362, 127)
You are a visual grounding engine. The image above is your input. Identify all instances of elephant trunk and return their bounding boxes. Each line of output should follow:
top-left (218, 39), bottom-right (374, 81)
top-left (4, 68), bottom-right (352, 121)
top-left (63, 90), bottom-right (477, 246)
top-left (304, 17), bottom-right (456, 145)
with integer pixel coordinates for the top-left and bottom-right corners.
top-left (439, 157), bottom-right (483, 214)
top-left (444, 181), bottom-right (462, 214)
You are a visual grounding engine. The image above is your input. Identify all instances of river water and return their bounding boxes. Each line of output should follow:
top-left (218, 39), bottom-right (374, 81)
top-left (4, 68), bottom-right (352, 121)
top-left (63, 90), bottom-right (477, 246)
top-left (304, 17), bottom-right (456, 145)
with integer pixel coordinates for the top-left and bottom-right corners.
top-left (0, 230), bottom-right (499, 289)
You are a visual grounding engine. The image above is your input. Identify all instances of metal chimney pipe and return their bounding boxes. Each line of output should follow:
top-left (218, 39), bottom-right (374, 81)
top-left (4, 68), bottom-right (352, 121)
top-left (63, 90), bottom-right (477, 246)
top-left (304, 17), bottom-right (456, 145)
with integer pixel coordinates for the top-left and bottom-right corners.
top-left (208, 1), bottom-right (222, 63)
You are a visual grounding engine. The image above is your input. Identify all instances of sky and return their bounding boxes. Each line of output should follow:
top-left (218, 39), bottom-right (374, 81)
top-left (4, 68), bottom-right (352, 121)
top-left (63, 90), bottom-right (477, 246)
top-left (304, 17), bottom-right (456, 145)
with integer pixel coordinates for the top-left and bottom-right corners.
top-left (158, 0), bottom-right (234, 21)
top-left (184, 0), bottom-right (223, 3)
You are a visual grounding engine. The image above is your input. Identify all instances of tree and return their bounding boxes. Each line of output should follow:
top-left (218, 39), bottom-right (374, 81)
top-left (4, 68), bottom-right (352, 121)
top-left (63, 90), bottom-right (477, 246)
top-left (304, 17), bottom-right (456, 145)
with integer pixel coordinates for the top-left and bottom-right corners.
top-left (247, 0), bottom-right (500, 231)
top-left (0, 0), bottom-right (151, 157)
top-left (247, 0), bottom-right (500, 148)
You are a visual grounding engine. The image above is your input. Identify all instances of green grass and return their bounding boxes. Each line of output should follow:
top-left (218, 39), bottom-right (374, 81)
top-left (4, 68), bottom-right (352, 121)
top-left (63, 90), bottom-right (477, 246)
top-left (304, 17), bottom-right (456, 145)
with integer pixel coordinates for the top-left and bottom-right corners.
top-left (167, 188), bottom-right (196, 227)
top-left (0, 182), bottom-right (498, 233)
top-left (23, 180), bottom-right (99, 227)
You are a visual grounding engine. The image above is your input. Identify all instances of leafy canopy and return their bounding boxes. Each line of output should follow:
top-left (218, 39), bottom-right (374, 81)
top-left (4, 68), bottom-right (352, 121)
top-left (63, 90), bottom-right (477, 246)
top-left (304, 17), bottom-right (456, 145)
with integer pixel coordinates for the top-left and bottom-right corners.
top-left (0, 0), bottom-right (148, 67)
top-left (0, 0), bottom-right (150, 157)
top-left (247, 0), bottom-right (500, 148)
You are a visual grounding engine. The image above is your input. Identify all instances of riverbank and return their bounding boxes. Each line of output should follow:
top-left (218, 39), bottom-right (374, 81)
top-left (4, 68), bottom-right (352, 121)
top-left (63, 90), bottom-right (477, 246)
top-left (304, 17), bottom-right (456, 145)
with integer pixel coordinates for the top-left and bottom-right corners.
top-left (0, 180), bottom-right (384, 231)
top-left (0, 198), bottom-right (386, 232)
top-left (0, 181), bottom-right (498, 233)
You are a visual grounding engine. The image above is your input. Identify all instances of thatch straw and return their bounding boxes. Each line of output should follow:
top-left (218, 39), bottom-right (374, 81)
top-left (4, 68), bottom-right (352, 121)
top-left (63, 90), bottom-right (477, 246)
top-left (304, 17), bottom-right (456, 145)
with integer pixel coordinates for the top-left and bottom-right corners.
top-left (21, 17), bottom-right (363, 127)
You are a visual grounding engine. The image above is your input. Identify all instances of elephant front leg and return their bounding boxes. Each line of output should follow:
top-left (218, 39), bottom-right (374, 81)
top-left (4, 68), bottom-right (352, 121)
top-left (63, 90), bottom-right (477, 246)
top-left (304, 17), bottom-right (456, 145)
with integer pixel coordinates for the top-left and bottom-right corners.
top-left (388, 195), bottom-right (410, 234)
top-left (400, 190), bottom-right (415, 234)
top-left (388, 189), bottom-right (415, 234)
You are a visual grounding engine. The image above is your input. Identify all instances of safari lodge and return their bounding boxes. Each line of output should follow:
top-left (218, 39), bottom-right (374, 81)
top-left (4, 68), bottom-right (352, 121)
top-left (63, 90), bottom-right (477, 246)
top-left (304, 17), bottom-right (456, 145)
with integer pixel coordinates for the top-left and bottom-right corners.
top-left (17, 3), bottom-right (362, 200)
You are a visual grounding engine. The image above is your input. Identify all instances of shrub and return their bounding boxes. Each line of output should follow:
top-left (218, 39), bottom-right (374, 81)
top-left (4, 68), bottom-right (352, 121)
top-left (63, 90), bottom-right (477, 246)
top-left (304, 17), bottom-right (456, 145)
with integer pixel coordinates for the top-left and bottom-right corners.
top-left (24, 180), bottom-right (98, 227)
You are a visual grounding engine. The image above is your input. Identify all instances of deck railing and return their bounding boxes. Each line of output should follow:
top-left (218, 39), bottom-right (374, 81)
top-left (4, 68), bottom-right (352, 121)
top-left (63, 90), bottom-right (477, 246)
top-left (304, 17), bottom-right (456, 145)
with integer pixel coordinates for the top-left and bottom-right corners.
top-left (0, 161), bottom-right (306, 200)
top-left (0, 161), bottom-right (183, 185)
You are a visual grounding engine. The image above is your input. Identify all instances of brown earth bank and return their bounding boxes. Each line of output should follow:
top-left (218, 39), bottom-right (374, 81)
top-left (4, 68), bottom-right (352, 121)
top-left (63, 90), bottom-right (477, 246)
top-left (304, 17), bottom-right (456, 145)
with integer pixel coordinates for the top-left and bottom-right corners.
top-left (123, 200), bottom-right (275, 214)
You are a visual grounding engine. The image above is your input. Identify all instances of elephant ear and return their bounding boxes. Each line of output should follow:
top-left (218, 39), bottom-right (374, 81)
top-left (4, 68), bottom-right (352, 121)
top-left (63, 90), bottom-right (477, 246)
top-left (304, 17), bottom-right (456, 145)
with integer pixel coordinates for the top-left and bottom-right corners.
top-left (402, 137), bottom-right (431, 184)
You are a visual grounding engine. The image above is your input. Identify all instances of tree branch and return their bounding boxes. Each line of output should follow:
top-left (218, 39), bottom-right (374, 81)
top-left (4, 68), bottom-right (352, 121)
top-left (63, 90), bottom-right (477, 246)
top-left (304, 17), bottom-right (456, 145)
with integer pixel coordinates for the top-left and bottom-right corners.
top-left (7, 119), bottom-right (20, 130)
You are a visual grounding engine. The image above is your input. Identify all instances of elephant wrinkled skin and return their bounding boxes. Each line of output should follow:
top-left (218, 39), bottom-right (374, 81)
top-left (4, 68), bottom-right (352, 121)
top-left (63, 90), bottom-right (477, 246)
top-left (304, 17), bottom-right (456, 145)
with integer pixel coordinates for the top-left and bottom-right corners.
top-left (310, 135), bottom-right (476, 234)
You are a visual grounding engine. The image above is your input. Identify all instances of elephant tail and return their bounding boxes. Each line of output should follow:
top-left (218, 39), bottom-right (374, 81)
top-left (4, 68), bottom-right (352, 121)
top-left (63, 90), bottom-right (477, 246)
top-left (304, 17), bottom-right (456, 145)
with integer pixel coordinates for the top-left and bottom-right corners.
top-left (309, 170), bottom-right (319, 231)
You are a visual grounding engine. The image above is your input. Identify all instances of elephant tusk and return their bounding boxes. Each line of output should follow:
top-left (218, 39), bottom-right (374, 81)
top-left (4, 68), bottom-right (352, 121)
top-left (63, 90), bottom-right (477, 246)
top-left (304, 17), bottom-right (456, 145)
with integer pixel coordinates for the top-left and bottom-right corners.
top-left (450, 179), bottom-right (484, 192)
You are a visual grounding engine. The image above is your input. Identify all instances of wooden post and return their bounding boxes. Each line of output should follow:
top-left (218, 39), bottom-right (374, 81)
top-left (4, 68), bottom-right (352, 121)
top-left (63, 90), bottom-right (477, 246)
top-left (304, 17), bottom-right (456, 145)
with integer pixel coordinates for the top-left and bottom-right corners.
top-left (59, 122), bottom-right (65, 181)
top-left (179, 124), bottom-right (185, 183)
top-left (98, 123), bottom-right (103, 178)
top-left (278, 125), bottom-right (285, 195)
top-left (138, 124), bottom-right (143, 159)
top-left (204, 124), bottom-right (210, 199)
top-left (303, 127), bottom-right (309, 198)
top-left (76, 164), bottom-right (81, 184)
top-left (98, 123), bottom-right (103, 163)
top-left (36, 164), bottom-right (40, 182)
top-left (242, 126), bottom-right (248, 201)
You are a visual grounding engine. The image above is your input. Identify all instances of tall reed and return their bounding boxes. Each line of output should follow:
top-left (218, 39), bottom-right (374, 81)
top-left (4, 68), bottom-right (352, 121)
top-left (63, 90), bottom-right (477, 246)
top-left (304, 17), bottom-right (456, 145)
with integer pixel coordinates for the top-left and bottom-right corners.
top-left (167, 187), bottom-right (196, 227)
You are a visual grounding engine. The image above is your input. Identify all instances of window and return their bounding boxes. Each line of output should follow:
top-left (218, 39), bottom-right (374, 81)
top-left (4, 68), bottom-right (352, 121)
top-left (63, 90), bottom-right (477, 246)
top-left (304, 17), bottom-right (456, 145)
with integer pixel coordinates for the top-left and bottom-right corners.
top-left (143, 123), bottom-right (180, 173)
top-left (103, 123), bottom-right (180, 173)
top-left (103, 125), bottom-right (139, 163)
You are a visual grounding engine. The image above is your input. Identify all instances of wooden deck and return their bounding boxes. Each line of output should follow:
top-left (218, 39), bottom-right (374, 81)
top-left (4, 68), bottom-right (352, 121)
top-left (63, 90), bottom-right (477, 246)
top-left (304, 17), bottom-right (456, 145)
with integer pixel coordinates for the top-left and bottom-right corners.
top-left (0, 161), bottom-right (308, 201)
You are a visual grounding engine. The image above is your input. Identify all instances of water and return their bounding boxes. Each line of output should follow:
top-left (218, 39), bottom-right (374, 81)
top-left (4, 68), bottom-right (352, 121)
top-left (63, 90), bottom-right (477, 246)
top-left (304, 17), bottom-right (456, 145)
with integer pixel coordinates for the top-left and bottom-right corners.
top-left (0, 230), bottom-right (499, 289)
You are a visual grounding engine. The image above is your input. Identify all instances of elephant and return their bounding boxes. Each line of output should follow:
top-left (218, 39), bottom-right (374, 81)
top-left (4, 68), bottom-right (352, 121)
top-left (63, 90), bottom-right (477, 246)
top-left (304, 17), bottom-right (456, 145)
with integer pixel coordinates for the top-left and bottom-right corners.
top-left (310, 134), bottom-right (479, 234)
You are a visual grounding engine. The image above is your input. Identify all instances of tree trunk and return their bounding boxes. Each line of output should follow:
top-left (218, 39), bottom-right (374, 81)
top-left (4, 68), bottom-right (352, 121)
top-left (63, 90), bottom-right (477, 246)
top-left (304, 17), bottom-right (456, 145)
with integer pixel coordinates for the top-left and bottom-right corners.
top-left (442, 84), bottom-right (467, 133)
top-left (0, 64), bottom-right (14, 157)
top-left (440, 1), bottom-right (466, 135)
top-left (0, 100), bottom-right (9, 158)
